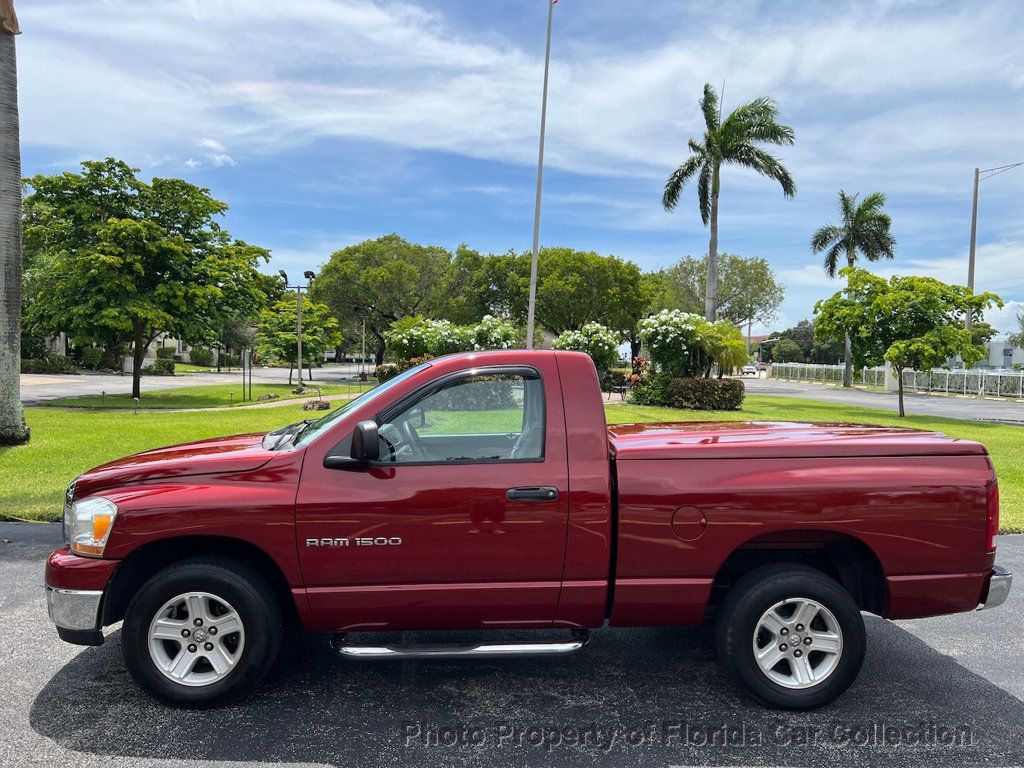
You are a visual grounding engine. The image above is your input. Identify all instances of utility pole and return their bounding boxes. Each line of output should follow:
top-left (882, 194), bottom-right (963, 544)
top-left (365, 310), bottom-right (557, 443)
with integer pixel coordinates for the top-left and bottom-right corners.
top-left (967, 167), bottom-right (979, 333)
top-left (525, 0), bottom-right (556, 349)
top-left (966, 161), bottom-right (1023, 334)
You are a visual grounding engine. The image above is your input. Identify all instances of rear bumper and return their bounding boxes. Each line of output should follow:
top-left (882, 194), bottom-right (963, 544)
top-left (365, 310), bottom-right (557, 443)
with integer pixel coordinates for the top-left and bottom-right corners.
top-left (979, 565), bottom-right (1012, 610)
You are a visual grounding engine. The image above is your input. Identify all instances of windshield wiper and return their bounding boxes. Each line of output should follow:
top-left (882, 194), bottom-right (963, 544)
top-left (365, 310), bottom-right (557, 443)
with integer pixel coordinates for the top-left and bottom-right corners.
top-left (264, 419), bottom-right (313, 450)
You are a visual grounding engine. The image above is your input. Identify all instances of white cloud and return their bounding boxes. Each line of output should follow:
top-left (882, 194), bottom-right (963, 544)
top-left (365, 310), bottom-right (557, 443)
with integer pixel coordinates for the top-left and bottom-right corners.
top-left (197, 137), bottom-right (226, 152)
top-left (14, 0), bottom-right (1024, 330)
top-left (19, 0), bottom-right (1023, 185)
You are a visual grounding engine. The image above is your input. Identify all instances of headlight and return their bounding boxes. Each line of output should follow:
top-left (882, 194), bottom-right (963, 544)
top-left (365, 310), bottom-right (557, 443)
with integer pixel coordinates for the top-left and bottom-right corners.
top-left (68, 497), bottom-right (118, 557)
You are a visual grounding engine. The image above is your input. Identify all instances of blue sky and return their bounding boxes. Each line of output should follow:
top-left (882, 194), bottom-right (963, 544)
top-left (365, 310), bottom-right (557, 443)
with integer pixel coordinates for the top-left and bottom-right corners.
top-left (17, 0), bottom-right (1024, 333)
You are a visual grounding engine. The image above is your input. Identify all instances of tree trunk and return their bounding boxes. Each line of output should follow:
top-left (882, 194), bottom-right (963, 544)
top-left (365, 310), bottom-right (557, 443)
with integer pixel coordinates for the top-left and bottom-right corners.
top-left (629, 334), bottom-right (641, 363)
top-left (897, 368), bottom-right (905, 417)
top-left (288, 366), bottom-right (293, 385)
top-left (131, 320), bottom-right (145, 400)
top-left (373, 332), bottom-right (386, 366)
top-left (0, 31), bottom-right (27, 445)
top-left (842, 247), bottom-right (856, 388)
top-left (704, 164), bottom-right (721, 321)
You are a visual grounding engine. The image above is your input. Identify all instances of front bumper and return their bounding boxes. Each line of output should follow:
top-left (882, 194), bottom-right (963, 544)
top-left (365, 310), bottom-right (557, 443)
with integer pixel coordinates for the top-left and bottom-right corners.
top-left (979, 565), bottom-right (1013, 610)
top-left (45, 547), bottom-right (119, 646)
top-left (46, 586), bottom-right (105, 645)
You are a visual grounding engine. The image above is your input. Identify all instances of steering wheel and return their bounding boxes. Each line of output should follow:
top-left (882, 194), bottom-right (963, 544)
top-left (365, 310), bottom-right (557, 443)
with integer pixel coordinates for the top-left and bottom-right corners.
top-left (377, 421), bottom-right (425, 462)
top-left (398, 419), bottom-right (427, 460)
top-left (376, 424), bottom-right (401, 462)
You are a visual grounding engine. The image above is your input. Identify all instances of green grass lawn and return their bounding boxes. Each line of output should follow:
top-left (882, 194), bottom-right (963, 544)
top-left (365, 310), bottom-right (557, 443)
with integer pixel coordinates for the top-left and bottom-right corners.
top-left (36, 382), bottom-right (371, 410)
top-left (172, 363), bottom-right (227, 373)
top-left (3, 394), bottom-right (1021, 531)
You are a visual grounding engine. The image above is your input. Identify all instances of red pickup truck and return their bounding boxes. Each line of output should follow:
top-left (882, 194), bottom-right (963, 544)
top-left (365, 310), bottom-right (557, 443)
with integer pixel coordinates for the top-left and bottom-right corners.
top-left (46, 350), bottom-right (1011, 710)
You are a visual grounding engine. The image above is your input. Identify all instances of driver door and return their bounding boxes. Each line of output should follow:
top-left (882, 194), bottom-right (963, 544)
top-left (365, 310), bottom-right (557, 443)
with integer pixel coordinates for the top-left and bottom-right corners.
top-left (296, 364), bottom-right (570, 631)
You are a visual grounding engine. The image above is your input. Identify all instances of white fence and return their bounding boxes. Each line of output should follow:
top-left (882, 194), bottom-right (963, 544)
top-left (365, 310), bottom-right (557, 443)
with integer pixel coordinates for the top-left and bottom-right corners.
top-left (770, 363), bottom-right (887, 387)
top-left (771, 362), bottom-right (1024, 399)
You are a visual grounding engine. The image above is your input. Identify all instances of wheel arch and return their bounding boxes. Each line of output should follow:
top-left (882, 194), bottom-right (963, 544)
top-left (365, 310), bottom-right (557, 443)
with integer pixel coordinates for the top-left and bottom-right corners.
top-left (708, 530), bottom-right (887, 616)
top-left (102, 535), bottom-right (298, 627)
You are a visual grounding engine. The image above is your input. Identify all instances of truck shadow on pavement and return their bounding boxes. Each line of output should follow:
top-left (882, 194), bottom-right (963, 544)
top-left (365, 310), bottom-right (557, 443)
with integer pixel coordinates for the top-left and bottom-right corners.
top-left (30, 617), bottom-right (1024, 768)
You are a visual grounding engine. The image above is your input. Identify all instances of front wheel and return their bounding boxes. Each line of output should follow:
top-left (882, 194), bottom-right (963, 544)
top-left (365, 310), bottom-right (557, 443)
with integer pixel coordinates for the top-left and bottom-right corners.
top-left (715, 564), bottom-right (866, 709)
top-left (122, 558), bottom-right (283, 708)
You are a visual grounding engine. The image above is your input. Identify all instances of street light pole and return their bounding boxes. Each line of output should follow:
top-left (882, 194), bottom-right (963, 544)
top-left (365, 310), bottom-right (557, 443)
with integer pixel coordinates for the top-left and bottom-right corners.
top-left (295, 284), bottom-right (304, 389)
top-left (279, 269), bottom-right (316, 391)
top-left (525, 0), bottom-right (556, 350)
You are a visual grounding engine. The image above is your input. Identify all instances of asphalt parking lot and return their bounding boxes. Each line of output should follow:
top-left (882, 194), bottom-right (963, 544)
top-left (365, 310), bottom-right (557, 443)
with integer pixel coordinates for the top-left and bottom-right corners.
top-left (3, 523), bottom-right (1023, 768)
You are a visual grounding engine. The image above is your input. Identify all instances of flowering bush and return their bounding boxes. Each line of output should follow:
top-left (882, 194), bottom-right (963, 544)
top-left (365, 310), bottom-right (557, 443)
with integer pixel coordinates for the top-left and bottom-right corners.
top-left (551, 322), bottom-right (623, 373)
top-left (637, 310), bottom-right (705, 377)
top-left (472, 315), bottom-right (516, 350)
top-left (637, 311), bottom-right (748, 378)
top-left (429, 320), bottom-right (475, 356)
top-left (385, 315), bottom-right (520, 362)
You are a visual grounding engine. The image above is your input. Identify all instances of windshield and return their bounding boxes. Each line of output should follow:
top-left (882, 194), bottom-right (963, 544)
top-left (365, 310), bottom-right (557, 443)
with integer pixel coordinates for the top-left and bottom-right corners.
top-left (289, 361), bottom-right (433, 448)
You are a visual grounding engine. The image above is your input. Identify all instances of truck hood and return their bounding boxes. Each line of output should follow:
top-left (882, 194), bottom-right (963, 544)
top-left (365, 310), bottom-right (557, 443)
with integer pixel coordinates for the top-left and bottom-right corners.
top-left (73, 433), bottom-right (278, 497)
top-left (608, 421), bottom-right (987, 460)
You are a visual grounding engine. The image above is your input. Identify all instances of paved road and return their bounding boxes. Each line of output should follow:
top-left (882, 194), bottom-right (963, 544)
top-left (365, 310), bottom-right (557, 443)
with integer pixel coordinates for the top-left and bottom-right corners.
top-left (2, 523), bottom-right (1022, 768)
top-left (19, 365), bottom-right (366, 405)
top-left (748, 376), bottom-right (1024, 424)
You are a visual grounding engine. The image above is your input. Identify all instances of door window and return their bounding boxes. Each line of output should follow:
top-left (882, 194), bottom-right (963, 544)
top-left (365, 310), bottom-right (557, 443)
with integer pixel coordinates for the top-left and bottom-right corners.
top-left (377, 372), bottom-right (544, 463)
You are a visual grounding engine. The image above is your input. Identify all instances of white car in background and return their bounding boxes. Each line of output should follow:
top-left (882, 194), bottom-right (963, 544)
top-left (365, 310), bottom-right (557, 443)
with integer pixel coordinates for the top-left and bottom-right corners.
top-left (741, 364), bottom-right (758, 376)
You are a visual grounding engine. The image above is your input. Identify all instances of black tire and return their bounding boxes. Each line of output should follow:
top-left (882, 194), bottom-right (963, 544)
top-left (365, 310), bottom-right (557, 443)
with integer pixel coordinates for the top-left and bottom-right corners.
top-left (122, 557), bottom-right (283, 708)
top-left (715, 563), bottom-right (866, 709)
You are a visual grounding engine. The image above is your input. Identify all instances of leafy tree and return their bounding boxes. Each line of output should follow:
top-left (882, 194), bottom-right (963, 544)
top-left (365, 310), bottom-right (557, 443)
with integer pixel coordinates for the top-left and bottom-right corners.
top-left (311, 234), bottom-right (460, 364)
top-left (663, 83), bottom-right (795, 321)
top-left (22, 158), bottom-right (267, 398)
top-left (761, 320), bottom-right (844, 364)
top-left (811, 190), bottom-right (896, 387)
top-left (213, 268), bottom-right (282, 370)
top-left (0, 5), bottom-right (27, 445)
top-left (814, 268), bottom-right (999, 416)
top-left (663, 253), bottom-right (784, 344)
top-left (772, 338), bottom-right (804, 363)
top-left (462, 248), bottom-right (647, 337)
top-left (1008, 312), bottom-right (1024, 350)
top-left (255, 295), bottom-right (340, 383)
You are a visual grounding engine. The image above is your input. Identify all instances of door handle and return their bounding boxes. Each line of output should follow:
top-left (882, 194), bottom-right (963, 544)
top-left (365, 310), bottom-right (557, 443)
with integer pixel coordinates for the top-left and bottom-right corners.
top-left (506, 486), bottom-right (559, 502)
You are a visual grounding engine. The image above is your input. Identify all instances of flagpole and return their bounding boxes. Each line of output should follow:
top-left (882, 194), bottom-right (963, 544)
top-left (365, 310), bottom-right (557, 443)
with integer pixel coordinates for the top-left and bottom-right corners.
top-left (525, 0), bottom-right (555, 349)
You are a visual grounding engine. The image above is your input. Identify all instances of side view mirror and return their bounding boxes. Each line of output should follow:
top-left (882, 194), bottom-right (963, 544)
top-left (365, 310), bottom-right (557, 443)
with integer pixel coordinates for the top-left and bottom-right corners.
top-left (351, 420), bottom-right (380, 462)
top-left (323, 420), bottom-right (380, 469)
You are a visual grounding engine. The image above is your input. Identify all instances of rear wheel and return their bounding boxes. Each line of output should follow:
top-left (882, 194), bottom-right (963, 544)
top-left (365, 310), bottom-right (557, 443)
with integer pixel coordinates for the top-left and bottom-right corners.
top-left (122, 558), bottom-right (283, 708)
top-left (715, 564), bottom-right (866, 709)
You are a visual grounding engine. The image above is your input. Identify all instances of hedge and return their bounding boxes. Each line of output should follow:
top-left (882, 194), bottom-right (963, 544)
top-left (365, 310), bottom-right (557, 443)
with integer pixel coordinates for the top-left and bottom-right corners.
top-left (665, 377), bottom-right (745, 411)
top-left (80, 347), bottom-right (103, 370)
top-left (156, 346), bottom-right (176, 360)
top-left (21, 354), bottom-right (76, 374)
top-left (189, 347), bottom-right (214, 367)
top-left (145, 358), bottom-right (176, 375)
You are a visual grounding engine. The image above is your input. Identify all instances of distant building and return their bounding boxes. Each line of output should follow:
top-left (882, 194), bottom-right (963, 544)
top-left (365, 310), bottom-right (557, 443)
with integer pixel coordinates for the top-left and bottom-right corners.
top-left (979, 335), bottom-right (1024, 369)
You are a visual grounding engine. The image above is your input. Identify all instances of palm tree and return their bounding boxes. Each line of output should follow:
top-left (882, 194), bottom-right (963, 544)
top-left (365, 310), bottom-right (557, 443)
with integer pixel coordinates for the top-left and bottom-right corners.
top-left (0, 4), bottom-right (27, 445)
top-left (811, 190), bottom-right (896, 387)
top-left (663, 83), bottom-right (796, 321)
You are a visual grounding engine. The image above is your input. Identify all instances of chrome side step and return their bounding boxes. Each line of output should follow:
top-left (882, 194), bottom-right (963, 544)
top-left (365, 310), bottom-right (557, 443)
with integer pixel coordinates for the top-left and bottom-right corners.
top-left (331, 630), bottom-right (589, 660)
